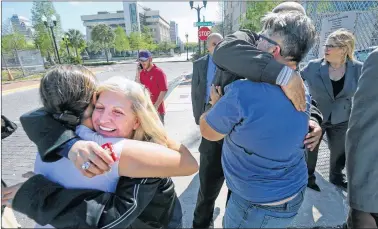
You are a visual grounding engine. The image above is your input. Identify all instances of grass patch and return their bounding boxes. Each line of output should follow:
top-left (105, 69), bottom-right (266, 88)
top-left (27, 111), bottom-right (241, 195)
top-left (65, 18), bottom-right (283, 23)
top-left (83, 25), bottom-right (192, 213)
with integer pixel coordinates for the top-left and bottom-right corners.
top-left (2, 70), bottom-right (44, 83)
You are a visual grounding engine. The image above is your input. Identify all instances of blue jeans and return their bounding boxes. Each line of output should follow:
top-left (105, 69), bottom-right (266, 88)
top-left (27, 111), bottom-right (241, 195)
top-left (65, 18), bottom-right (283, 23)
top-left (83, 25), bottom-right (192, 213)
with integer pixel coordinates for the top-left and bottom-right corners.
top-left (223, 187), bottom-right (305, 228)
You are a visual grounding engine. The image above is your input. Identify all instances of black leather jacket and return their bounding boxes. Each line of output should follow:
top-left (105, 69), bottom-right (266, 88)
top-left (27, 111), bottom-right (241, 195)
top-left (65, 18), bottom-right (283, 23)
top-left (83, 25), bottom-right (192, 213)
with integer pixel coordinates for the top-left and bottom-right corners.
top-left (13, 109), bottom-right (182, 228)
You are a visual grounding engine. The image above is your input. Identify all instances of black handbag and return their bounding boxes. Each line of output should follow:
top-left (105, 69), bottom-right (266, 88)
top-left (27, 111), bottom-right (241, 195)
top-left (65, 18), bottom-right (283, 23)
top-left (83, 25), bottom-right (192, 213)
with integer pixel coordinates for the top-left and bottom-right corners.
top-left (1, 115), bottom-right (17, 215)
top-left (1, 115), bottom-right (18, 140)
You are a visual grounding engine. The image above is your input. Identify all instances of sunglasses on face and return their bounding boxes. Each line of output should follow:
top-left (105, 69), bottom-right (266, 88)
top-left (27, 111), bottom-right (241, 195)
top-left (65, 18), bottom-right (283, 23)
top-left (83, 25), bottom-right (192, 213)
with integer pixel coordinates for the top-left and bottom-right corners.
top-left (258, 34), bottom-right (280, 46)
top-left (323, 44), bottom-right (345, 49)
top-left (257, 34), bottom-right (302, 63)
top-left (257, 34), bottom-right (285, 56)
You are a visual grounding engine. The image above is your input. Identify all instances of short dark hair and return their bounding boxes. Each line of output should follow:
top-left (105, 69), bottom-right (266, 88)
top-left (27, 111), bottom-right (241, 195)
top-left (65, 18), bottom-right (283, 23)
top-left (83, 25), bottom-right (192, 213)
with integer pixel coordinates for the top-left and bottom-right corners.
top-left (261, 11), bottom-right (316, 62)
top-left (39, 65), bottom-right (97, 119)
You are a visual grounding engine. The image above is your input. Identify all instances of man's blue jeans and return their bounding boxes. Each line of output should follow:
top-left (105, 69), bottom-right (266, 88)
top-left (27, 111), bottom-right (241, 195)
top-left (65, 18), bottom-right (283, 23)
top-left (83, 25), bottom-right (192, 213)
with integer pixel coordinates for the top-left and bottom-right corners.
top-left (223, 187), bottom-right (306, 228)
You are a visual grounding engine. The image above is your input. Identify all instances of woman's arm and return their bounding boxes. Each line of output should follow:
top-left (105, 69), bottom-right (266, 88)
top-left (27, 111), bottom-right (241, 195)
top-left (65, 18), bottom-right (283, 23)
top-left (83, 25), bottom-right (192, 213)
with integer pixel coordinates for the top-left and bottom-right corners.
top-left (10, 175), bottom-right (162, 228)
top-left (115, 138), bottom-right (198, 178)
top-left (21, 108), bottom-right (198, 178)
top-left (74, 125), bottom-right (198, 177)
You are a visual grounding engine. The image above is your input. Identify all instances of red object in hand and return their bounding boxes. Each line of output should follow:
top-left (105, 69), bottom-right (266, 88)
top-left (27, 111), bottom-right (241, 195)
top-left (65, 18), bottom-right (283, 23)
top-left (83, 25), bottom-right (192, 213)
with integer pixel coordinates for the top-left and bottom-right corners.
top-left (101, 143), bottom-right (118, 161)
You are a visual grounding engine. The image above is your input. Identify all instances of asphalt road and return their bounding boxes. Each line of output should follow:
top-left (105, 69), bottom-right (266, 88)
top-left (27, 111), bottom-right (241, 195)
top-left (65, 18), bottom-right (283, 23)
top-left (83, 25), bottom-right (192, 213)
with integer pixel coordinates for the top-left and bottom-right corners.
top-left (2, 62), bottom-right (193, 121)
top-left (1, 61), bottom-right (193, 228)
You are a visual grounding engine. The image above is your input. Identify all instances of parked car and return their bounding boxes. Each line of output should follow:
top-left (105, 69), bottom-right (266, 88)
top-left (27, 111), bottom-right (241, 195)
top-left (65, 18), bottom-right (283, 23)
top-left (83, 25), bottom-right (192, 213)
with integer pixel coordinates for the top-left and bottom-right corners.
top-left (354, 46), bottom-right (377, 62)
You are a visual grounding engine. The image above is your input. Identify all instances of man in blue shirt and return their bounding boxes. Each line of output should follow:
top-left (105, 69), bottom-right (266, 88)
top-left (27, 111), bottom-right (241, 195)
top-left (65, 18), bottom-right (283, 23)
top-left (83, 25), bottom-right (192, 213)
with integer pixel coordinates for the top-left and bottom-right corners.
top-left (191, 33), bottom-right (228, 228)
top-left (200, 11), bottom-right (315, 228)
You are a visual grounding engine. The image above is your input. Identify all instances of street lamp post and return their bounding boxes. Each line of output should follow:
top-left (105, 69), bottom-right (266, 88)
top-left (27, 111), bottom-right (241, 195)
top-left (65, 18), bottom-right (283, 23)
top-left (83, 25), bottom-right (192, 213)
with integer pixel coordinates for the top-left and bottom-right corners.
top-left (189, 1), bottom-right (207, 55)
top-left (185, 33), bottom-right (189, 61)
top-left (42, 15), bottom-right (61, 64)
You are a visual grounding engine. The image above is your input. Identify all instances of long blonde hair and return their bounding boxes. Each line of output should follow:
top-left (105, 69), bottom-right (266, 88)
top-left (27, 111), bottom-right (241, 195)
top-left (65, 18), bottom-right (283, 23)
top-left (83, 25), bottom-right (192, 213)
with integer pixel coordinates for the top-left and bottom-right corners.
top-left (96, 77), bottom-right (168, 146)
top-left (327, 28), bottom-right (356, 61)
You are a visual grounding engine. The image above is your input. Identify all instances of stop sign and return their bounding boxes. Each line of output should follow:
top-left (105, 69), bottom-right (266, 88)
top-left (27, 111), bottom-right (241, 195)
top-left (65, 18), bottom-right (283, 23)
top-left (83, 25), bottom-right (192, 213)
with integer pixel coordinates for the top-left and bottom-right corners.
top-left (198, 27), bottom-right (211, 41)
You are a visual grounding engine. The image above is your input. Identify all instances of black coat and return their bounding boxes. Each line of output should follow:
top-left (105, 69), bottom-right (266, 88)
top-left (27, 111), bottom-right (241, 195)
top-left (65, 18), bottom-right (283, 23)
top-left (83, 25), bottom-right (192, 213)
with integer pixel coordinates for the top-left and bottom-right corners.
top-left (211, 29), bottom-right (323, 124)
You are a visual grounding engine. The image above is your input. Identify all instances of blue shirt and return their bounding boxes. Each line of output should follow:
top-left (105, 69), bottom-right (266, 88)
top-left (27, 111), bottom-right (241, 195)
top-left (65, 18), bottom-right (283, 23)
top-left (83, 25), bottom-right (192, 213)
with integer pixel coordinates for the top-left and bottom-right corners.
top-left (205, 80), bottom-right (311, 204)
top-left (205, 55), bottom-right (216, 103)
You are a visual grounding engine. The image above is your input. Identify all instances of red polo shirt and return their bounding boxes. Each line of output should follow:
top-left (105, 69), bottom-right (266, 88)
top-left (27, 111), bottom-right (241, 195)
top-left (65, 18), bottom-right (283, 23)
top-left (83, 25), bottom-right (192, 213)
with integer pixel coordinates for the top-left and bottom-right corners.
top-left (140, 64), bottom-right (168, 114)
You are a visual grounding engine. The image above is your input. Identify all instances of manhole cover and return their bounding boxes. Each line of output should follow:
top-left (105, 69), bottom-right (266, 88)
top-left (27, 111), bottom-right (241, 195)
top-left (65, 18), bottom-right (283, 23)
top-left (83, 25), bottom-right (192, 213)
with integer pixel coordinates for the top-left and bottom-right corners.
top-left (180, 95), bottom-right (189, 99)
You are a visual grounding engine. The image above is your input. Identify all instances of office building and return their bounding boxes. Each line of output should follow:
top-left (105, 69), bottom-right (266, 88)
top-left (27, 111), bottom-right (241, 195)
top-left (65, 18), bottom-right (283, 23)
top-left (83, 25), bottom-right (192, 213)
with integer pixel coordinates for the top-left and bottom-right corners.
top-left (123, 2), bottom-right (148, 35)
top-left (81, 2), bottom-right (171, 43)
top-left (81, 11), bottom-right (126, 41)
top-left (170, 21), bottom-right (179, 44)
top-left (9, 14), bottom-right (34, 39)
top-left (144, 10), bottom-right (170, 43)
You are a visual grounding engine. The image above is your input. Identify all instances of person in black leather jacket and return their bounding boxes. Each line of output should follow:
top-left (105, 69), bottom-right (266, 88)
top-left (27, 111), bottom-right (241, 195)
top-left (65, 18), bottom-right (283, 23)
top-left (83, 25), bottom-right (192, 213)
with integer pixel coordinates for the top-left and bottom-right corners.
top-left (2, 66), bottom-right (193, 228)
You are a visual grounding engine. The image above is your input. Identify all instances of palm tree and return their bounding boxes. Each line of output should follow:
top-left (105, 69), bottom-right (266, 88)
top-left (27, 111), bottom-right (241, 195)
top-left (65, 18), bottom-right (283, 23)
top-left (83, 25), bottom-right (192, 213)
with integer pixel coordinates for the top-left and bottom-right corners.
top-left (66, 29), bottom-right (85, 58)
top-left (91, 24), bottom-right (115, 63)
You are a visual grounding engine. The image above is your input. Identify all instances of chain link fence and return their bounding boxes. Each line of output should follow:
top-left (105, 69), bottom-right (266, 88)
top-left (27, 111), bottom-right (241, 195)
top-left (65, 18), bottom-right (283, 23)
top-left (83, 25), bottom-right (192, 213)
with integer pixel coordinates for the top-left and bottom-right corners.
top-left (302, 1), bottom-right (378, 63)
top-left (223, 1), bottom-right (378, 64)
top-left (2, 49), bottom-right (46, 81)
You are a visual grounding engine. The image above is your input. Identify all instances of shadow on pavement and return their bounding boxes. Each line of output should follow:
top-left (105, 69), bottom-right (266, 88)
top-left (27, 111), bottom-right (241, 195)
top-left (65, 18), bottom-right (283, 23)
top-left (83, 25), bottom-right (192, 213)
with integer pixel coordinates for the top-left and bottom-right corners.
top-left (290, 172), bottom-right (348, 228)
top-left (177, 173), bottom-right (222, 228)
top-left (181, 129), bottom-right (201, 151)
top-left (178, 173), bottom-right (200, 227)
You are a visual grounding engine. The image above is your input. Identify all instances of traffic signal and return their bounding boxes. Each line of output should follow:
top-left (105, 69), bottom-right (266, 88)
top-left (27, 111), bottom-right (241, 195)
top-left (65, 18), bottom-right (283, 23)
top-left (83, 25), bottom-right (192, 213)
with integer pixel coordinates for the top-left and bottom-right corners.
top-left (203, 1), bottom-right (207, 8)
top-left (189, 1), bottom-right (193, 9)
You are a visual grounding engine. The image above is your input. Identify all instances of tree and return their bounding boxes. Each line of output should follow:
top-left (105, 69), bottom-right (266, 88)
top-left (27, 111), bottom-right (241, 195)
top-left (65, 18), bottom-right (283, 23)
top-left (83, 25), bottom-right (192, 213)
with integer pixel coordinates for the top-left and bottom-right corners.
top-left (141, 26), bottom-right (157, 51)
top-left (86, 40), bottom-right (102, 54)
top-left (114, 26), bottom-right (130, 59)
top-left (91, 24), bottom-right (115, 63)
top-left (129, 32), bottom-right (143, 52)
top-left (31, 1), bottom-right (63, 60)
top-left (1, 33), bottom-right (27, 52)
top-left (2, 33), bottom-right (28, 77)
top-left (158, 41), bottom-right (175, 53)
top-left (239, 1), bottom-right (281, 32)
top-left (66, 29), bottom-right (86, 58)
top-left (186, 42), bottom-right (198, 52)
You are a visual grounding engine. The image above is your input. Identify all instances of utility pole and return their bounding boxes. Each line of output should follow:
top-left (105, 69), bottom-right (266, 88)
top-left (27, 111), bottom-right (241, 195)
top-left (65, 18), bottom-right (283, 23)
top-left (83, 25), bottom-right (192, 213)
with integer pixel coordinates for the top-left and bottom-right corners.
top-left (185, 33), bottom-right (189, 61)
top-left (190, 1), bottom-right (207, 55)
top-left (203, 15), bottom-right (206, 54)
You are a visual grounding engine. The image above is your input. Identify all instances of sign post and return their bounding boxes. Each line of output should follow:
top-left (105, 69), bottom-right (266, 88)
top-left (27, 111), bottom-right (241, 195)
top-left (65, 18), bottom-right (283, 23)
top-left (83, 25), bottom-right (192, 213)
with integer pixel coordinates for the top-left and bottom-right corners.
top-left (193, 21), bottom-right (215, 27)
top-left (318, 11), bottom-right (357, 58)
top-left (198, 27), bottom-right (211, 41)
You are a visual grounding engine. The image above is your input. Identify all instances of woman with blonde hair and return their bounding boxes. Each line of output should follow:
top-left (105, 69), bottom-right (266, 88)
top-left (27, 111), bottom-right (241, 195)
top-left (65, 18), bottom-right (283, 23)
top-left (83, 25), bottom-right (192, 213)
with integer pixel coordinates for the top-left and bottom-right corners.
top-left (301, 29), bottom-right (362, 191)
top-left (2, 65), bottom-right (197, 228)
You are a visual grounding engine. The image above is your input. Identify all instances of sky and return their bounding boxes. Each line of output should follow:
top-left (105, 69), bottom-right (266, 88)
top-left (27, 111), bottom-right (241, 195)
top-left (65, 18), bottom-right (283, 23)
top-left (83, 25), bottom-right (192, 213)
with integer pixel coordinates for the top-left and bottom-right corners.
top-left (2, 1), bottom-right (221, 42)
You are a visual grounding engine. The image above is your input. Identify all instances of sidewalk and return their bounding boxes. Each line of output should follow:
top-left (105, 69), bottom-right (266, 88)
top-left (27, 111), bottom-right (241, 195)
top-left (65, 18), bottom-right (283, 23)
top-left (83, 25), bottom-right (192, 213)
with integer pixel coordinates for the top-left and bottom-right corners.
top-left (165, 82), bottom-right (348, 228)
top-left (118, 53), bottom-right (194, 65)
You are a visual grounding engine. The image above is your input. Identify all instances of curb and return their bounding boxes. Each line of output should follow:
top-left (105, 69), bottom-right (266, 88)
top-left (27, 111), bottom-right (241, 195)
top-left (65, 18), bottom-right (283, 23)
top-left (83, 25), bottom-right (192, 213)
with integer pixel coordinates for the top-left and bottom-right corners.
top-left (2, 79), bottom-right (42, 85)
top-left (2, 69), bottom-right (107, 95)
top-left (118, 60), bottom-right (191, 65)
top-left (2, 83), bottom-right (40, 96)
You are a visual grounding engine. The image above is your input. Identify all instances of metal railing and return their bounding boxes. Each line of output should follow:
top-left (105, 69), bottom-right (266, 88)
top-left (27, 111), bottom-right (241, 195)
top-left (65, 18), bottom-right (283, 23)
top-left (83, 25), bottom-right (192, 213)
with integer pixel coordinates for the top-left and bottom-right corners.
top-left (2, 49), bottom-right (46, 80)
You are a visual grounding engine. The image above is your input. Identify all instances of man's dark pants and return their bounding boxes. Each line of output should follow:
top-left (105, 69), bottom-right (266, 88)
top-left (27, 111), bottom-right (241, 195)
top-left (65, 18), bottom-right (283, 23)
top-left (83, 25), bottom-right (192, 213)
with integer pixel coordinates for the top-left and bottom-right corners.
top-left (347, 208), bottom-right (378, 228)
top-left (193, 137), bottom-right (231, 228)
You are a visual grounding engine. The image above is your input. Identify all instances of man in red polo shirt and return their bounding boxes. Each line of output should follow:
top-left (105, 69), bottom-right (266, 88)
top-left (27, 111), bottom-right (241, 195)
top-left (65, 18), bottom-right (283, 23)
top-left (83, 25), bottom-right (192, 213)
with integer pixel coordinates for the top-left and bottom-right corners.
top-left (136, 50), bottom-right (168, 124)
